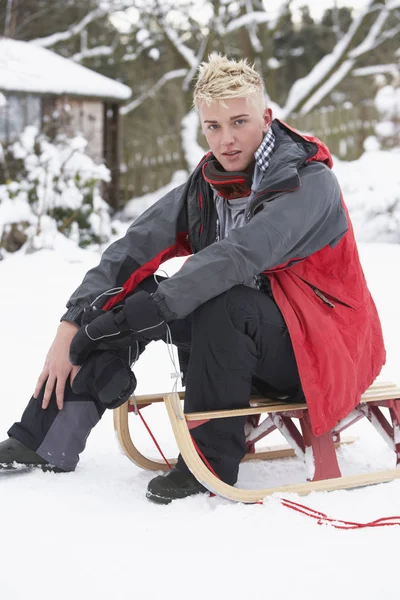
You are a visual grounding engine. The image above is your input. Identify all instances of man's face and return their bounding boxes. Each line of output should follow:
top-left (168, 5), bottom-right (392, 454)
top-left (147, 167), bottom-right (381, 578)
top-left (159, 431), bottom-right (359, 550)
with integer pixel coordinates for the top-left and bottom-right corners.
top-left (199, 97), bottom-right (272, 172)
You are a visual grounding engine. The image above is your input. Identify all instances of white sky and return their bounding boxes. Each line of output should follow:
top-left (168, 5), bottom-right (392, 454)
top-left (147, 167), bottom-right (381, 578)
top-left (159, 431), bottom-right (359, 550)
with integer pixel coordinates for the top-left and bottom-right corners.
top-left (112, 1), bottom-right (371, 33)
top-left (268, 0), bottom-right (370, 22)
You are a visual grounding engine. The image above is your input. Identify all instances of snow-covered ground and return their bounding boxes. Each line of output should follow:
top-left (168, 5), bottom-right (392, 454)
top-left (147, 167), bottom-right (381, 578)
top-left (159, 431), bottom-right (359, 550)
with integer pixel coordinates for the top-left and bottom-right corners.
top-left (0, 237), bottom-right (400, 599)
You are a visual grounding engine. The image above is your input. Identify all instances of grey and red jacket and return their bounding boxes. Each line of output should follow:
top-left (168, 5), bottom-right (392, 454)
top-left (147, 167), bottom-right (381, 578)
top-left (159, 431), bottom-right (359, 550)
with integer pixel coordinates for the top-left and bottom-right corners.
top-left (62, 120), bottom-right (386, 436)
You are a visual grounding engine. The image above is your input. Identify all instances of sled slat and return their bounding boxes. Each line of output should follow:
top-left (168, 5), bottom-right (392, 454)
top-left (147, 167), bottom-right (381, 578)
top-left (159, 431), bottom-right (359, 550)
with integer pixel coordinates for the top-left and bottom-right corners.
top-left (185, 403), bottom-right (307, 421)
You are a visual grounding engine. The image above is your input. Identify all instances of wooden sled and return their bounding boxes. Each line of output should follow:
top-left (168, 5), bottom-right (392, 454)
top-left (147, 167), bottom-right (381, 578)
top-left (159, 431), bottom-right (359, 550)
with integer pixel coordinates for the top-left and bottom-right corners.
top-left (113, 381), bottom-right (400, 503)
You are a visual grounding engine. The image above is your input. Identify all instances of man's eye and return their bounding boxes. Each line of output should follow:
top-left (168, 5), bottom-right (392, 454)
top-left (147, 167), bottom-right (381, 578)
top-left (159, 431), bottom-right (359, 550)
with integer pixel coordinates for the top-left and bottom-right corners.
top-left (208, 124), bottom-right (218, 130)
top-left (235, 119), bottom-right (245, 125)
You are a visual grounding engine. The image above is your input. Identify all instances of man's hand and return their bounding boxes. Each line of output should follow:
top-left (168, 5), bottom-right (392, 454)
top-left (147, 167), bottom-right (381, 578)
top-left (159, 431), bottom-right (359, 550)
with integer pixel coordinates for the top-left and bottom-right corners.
top-left (69, 290), bottom-right (166, 366)
top-left (34, 321), bottom-right (80, 411)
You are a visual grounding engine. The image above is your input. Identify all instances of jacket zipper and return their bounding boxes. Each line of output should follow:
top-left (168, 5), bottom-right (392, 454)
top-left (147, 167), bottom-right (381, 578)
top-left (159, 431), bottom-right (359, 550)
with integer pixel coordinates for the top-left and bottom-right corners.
top-left (295, 274), bottom-right (354, 310)
top-left (313, 288), bottom-right (335, 309)
top-left (245, 189), bottom-right (283, 223)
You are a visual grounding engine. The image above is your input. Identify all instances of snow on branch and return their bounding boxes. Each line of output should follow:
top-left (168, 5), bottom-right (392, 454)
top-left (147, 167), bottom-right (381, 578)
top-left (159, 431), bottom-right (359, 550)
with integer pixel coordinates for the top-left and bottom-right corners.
top-left (183, 34), bottom-right (209, 91)
top-left (349, 5), bottom-right (390, 59)
top-left (353, 64), bottom-right (399, 77)
top-left (164, 28), bottom-right (197, 68)
top-left (123, 39), bottom-right (154, 63)
top-left (244, 0), bottom-right (263, 54)
top-left (281, 1), bottom-right (377, 117)
top-left (71, 45), bottom-right (115, 62)
top-left (287, 1), bottom-right (399, 117)
top-left (31, 7), bottom-right (108, 48)
top-left (120, 69), bottom-right (188, 114)
top-left (301, 61), bottom-right (354, 114)
top-left (355, 22), bottom-right (400, 55)
top-left (225, 11), bottom-right (271, 34)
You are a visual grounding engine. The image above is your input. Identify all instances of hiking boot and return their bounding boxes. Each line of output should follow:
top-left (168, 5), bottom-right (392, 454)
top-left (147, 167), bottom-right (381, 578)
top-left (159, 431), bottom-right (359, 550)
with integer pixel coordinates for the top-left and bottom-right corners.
top-left (0, 437), bottom-right (64, 472)
top-left (146, 467), bottom-right (207, 504)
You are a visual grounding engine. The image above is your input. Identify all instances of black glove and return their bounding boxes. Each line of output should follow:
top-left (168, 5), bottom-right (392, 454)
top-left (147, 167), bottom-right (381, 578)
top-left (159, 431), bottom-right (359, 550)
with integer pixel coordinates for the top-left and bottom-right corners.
top-left (72, 350), bottom-right (136, 408)
top-left (69, 290), bottom-right (166, 365)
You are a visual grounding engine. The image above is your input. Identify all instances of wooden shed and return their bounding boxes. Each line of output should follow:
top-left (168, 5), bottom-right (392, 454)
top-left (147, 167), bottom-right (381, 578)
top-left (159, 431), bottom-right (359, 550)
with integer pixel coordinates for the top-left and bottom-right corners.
top-left (0, 37), bottom-right (131, 209)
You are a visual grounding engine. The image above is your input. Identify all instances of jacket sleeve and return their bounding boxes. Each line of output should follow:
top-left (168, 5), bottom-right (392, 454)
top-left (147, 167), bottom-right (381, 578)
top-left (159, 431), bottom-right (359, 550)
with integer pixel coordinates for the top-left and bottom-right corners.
top-left (152, 163), bottom-right (348, 320)
top-left (61, 183), bottom-right (189, 326)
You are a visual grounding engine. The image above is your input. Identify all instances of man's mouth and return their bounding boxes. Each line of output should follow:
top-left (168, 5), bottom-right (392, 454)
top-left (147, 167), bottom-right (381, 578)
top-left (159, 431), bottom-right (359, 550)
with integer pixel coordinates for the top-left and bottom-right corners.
top-left (222, 151), bottom-right (241, 157)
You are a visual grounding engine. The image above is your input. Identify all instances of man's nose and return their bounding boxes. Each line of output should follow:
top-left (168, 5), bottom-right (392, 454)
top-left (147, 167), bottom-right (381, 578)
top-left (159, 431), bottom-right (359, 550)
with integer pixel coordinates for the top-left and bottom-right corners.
top-left (221, 128), bottom-right (235, 146)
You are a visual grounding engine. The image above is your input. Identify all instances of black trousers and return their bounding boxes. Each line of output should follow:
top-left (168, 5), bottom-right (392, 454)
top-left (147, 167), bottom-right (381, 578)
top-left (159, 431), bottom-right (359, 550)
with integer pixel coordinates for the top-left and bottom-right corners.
top-left (9, 283), bottom-right (302, 483)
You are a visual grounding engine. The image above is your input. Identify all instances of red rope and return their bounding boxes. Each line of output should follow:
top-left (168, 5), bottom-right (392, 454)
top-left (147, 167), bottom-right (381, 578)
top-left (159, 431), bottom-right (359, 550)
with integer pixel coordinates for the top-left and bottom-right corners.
top-left (138, 409), bottom-right (172, 469)
top-left (190, 436), bottom-right (220, 479)
top-left (280, 498), bottom-right (400, 529)
top-left (138, 412), bottom-right (400, 528)
top-left (190, 436), bottom-right (400, 528)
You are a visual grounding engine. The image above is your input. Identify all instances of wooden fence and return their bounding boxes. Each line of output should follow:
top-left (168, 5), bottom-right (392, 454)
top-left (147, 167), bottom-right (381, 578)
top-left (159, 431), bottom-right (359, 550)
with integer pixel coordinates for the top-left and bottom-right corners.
top-left (120, 102), bottom-right (379, 204)
top-left (289, 102), bottom-right (378, 162)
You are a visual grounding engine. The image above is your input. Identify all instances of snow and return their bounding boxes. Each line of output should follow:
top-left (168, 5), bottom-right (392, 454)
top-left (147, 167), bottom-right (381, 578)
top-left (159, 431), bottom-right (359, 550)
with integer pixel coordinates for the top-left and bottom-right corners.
top-left (375, 120), bottom-right (396, 138)
top-left (333, 149), bottom-right (400, 242)
top-left (353, 64), bottom-right (399, 77)
top-left (122, 170), bottom-right (188, 219)
top-left (1, 148), bottom-right (400, 598)
top-left (0, 38), bottom-right (131, 101)
top-left (181, 109), bottom-right (206, 171)
top-left (1, 241), bottom-right (400, 599)
top-left (149, 48), bottom-right (160, 61)
top-left (375, 85), bottom-right (400, 119)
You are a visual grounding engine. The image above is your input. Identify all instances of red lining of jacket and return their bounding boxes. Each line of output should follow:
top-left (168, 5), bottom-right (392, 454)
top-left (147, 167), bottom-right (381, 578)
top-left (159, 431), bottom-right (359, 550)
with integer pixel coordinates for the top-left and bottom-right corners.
top-left (102, 232), bottom-right (191, 311)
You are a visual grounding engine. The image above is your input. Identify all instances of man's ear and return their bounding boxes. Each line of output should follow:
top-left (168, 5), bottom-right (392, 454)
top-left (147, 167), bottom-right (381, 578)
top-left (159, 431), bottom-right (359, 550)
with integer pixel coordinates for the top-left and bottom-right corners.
top-left (263, 108), bottom-right (273, 132)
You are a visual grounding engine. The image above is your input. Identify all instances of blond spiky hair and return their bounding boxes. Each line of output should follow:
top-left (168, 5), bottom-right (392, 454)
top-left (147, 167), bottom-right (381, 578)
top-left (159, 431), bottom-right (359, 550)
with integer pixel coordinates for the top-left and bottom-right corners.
top-left (193, 53), bottom-right (265, 110)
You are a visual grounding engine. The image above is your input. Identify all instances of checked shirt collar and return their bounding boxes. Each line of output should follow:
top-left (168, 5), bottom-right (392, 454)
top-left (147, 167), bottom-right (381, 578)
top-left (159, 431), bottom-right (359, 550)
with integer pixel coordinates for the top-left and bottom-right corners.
top-left (254, 127), bottom-right (276, 173)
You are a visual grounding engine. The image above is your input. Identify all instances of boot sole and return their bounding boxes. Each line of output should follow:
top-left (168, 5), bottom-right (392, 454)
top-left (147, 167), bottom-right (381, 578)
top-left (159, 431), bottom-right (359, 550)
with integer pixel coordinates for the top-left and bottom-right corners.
top-left (146, 490), bottom-right (173, 505)
top-left (146, 488), bottom-right (207, 505)
top-left (0, 461), bottom-right (65, 473)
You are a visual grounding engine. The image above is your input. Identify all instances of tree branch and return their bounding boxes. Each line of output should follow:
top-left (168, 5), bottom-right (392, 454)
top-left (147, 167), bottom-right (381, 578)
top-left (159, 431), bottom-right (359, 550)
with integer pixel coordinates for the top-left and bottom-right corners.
top-left (71, 45), bottom-right (115, 62)
top-left (122, 38), bottom-right (156, 63)
top-left (30, 7), bottom-right (109, 48)
top-left (352, 63), bottom-right (399, 76)
top-left (244, 0), bottom-right (263, 54)
top-left (120, 69), bottom-right (188, 115)
top-left (225, 11), bottom-right (271, 34)
top-left (355, 22), bottom-right (400, 55)
top-left (281, 1), bottom-right (383, 117)
top-left (164, 27), bottom-right (197, 68)
top-left (183, 32), bottom-right (210, 91)
top-left (349, 5), bottom-right (390, 58)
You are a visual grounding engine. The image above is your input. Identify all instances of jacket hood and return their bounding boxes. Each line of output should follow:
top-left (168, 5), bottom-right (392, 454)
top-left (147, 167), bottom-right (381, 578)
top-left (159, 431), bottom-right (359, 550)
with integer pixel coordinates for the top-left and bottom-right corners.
top-left (275, 119), bottom-right (334, 169)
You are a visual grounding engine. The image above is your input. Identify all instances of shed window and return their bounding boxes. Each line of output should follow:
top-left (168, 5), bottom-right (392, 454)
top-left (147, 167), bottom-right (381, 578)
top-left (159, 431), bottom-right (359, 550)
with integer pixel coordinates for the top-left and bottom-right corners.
top-left (0, 94), bottom-right (41, 143)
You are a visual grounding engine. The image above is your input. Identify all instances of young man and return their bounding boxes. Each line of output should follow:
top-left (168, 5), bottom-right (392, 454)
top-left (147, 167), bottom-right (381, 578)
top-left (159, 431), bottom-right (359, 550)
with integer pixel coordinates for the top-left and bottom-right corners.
top-left (0, 54), bottom-right (385, 503)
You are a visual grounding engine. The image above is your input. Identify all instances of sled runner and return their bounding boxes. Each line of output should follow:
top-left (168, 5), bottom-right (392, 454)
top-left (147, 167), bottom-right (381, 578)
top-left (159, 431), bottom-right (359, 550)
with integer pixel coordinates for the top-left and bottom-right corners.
top-left (113, 381), bottom-right (400, 503)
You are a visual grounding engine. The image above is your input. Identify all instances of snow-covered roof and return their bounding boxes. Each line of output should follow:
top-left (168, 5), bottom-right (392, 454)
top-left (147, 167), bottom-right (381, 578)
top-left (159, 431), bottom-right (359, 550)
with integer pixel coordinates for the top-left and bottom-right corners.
top-left (0, 37), bottom-right (131, 102)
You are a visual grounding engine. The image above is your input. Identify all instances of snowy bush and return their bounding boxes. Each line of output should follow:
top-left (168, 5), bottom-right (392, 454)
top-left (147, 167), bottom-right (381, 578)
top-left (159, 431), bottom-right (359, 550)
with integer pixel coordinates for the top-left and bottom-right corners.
top-left (373, 84), bottom-right (400, 150)
top-left (334, 149), bottom-right (400, 243)
top-left (0, 126), bottom-right (113, 256)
